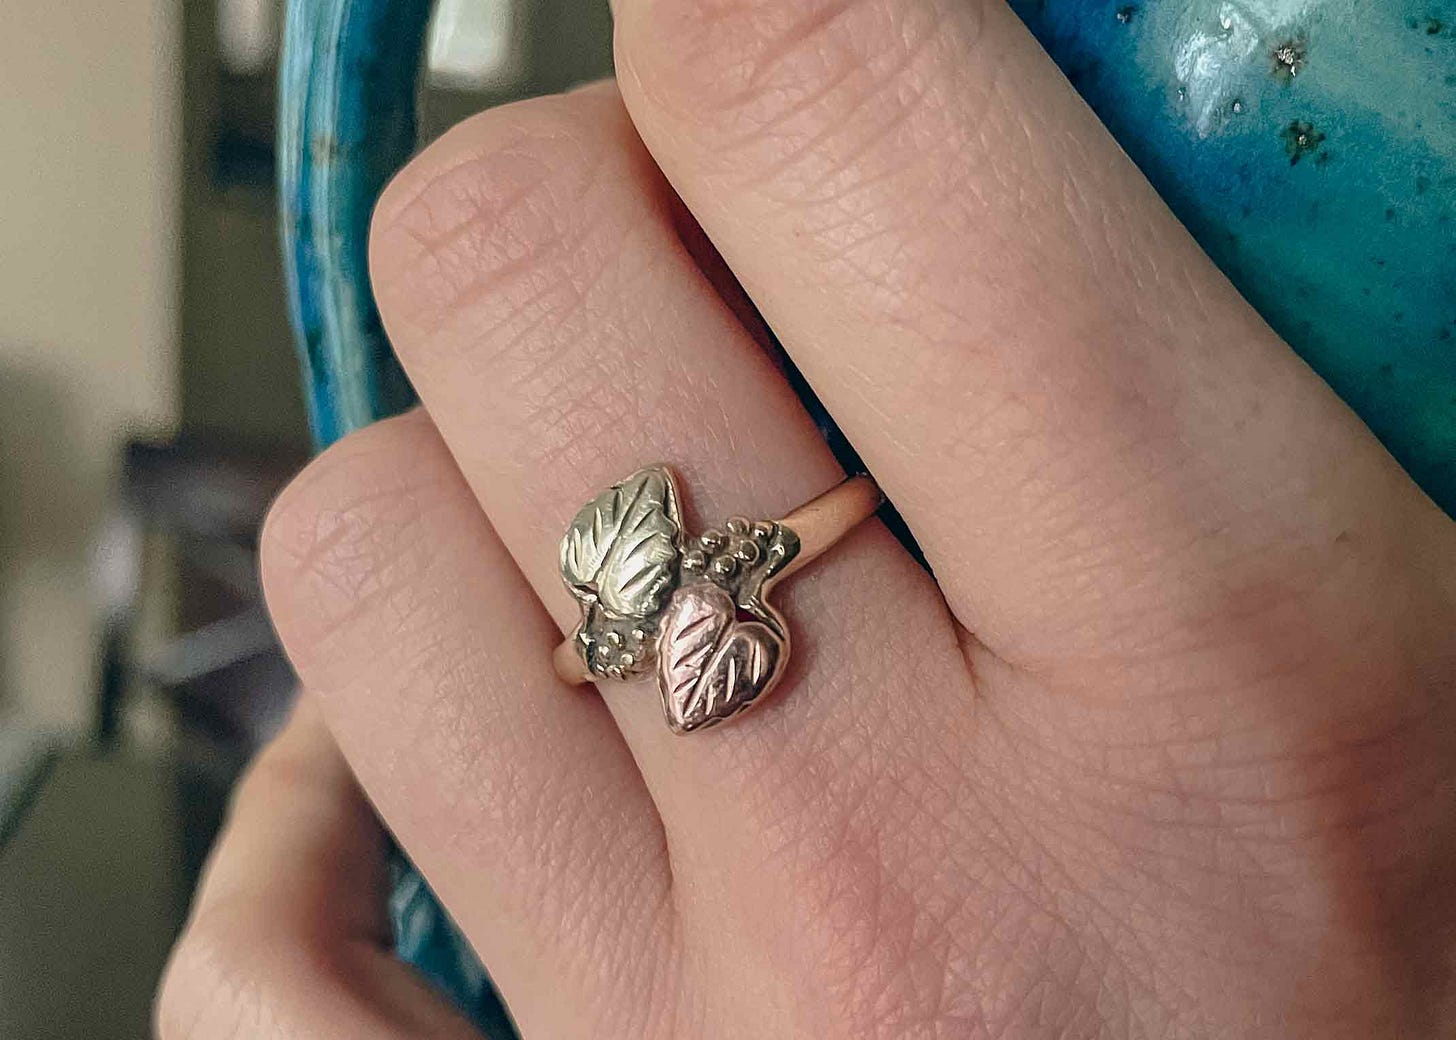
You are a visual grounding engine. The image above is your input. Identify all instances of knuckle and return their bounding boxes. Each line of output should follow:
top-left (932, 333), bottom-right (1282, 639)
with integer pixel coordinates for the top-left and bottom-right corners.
top-left (368, 84), bottom-right (643, 358)
top-left (619, 0), bottom-right (895, 117)
top-left (369, 83), bottom-right (687, 508)
top-left (618, 0), bottom-right (1010, 357)
top-left (617, 0), bottom-right (987, 180)
top-left (259, 413), bottom-right (460, 671)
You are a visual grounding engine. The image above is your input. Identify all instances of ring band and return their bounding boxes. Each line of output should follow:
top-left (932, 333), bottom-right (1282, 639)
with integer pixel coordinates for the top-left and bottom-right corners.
top-left (555, 466), bottom-right (882, 733)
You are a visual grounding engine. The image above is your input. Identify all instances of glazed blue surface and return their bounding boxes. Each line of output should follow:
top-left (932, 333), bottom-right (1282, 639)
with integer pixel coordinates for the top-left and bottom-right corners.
top-left (388, 856), bottom-right (515, 1033)
top-left (279, 0), bottom-right (430, 445)
top-left (1010, 0), bottom-right (1456, 512)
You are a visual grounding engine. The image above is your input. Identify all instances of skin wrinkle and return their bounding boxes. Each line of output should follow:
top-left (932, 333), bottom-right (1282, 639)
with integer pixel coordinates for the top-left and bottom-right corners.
top-left (993, 668), bottom-right (1444, 840)
top-left (393, 122), bottom-right (827, 506)
top-left (273, 515), bottom-right (439, 673)
top-left (920, 466), bottom-right (1194, 668)
top-left (386, 120), bottom-right (611, 243)
top-left (984, 684), bottom-right (1450, 967)
top-left (984, 684), bottom-right (1269, 879)
top-left (1023, 854), bottom-right (1262, 1033)
top-left (622, 0), bottom-right (982, 152)
top-left (392, 647), bottom-right (630, 924)
top-left (725, 702), bottom-right (966, 1025)
top-left (730, 54), bottom-right (862, 156)
top-left (735, 676), bottom-right (1103, 1037)
top-left (526, 805), bottom-right (675, 1023)
top-left (404, 182), bottom-right (618, 343)
top-left (383, 150), bottom-right (777, 552)
top-left (780, 820), bottom-right (976, 1035)
top-left (892, 797), bottom-right (1058, 1033)
top-left (438, 244), bottom-right (593, 358)
top-left (384, 129), bottom-right (613, 251)
top-left (371, 118), bottom-right (553, 231)
top-left (787, 566), bottom-right (960, 761)
top-left (386, 158), bottom-right (540, 247)
top-left (736, 0), bottom-right (874, 103)
top-left (375, 127), bottom-right (619, 340)
top-left (314, 587), bottom-right (519, 860)
top-left (1028, 693), bottom-right (1429, 783)
top-left (758, 136), bottom-right (1010, 340)
top-left (1001, 473), bottom-right (1380, 684)
top-left (160, 919), bottom-right (290, 1040)
top-left (957, 751), bottom-right (1138, 1032)
top-left (867, 375), bottom-right (1188, 632)
top-left (436, 719), bottom-right (669, 1025)
top-left (732, 5), bottom-right (953, 201)
top-left (380, 199), bottom-right (558, 339)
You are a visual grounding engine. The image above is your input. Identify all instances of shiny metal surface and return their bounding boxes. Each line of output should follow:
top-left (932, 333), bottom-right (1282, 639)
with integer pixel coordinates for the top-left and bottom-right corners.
top-left (557, 467), bottom-right (882, 732)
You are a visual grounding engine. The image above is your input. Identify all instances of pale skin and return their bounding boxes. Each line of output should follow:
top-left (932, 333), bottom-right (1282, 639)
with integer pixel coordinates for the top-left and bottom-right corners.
top-left (157, 0), bottom-right (1456, 1036)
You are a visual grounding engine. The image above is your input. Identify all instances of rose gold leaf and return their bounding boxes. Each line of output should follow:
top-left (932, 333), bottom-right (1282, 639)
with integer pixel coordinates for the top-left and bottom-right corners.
top-left (700, 622), bottom-right (782, 725)
top-left (656, 583), bottom-right (786, 733)
top-left (656, 584), bottom-right (733, 731)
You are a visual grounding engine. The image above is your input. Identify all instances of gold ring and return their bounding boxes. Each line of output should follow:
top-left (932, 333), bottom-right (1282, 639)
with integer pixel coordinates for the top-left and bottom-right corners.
top-left (554, 466), bottom-right (882, 733)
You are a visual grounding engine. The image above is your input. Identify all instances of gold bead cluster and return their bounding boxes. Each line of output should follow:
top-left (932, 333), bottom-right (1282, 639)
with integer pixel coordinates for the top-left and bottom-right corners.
top-left (591, 625), bottom-right (651, 680)
top-left (681, 516), bottom-right (775, 582)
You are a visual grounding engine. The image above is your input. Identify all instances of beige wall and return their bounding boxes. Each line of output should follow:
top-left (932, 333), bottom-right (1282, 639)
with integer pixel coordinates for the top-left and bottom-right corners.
top-left (0, 0), bottom-right (180, 729)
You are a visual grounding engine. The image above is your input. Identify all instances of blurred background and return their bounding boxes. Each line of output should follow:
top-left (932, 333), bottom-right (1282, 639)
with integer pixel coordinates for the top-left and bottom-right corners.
top-left (0, 2), bottom-right (610, 1035)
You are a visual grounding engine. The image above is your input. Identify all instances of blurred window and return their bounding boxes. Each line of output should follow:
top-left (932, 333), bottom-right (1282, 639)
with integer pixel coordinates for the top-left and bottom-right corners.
top-left (217, 0), bottom-right (277, 75)
top-left (428, 0), bottom-right (517, 89)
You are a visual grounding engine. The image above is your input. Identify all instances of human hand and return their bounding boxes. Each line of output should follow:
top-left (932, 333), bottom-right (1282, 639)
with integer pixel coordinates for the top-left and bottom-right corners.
top-left (159, 1), bottom-right (1456, 1036)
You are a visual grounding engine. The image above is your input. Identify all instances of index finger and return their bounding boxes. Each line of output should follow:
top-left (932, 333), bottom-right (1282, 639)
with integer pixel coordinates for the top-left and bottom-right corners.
top-left (156, 699), bottom-right (484, 1040)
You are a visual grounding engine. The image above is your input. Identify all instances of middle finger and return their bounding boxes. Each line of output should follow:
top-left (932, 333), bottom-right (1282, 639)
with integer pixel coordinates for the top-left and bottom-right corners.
top-left (611, 0), bottom-right (1432, 689)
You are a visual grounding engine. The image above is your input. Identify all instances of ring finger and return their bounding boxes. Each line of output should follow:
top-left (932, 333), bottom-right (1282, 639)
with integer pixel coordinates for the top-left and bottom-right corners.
top-left (368, 80), bottom-right (974, 995)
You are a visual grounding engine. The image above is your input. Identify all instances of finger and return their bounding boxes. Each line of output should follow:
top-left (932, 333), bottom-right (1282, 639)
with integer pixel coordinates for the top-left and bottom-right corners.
top-left (259, 412), bottom-right (675, 1037)
top-left (610, 0), bottom-right (1455, 684)
top-left (367, 82), bottom-right (974, 950)
top-left (156, 697), bottom-right (482, 1039)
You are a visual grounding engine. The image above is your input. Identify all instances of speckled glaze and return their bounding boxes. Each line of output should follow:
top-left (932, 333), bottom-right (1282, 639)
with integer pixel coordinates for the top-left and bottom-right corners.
top-left (1010, 0), bottom-right (1456, 513)
top-left (278, 0), bottom-right (430, 446)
